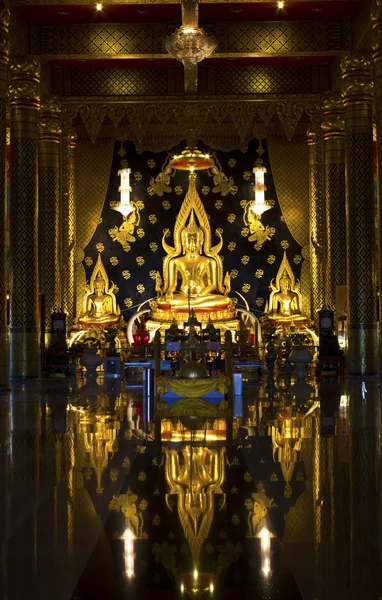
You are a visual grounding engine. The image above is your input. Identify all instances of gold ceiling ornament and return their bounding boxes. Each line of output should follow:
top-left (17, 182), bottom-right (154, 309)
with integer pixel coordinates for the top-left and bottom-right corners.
top-left (164, 0), bottom-right (216, 70)
top-left (165, 0), bottom-right (216, 93)
top-left (164, 446), bottom-right (226, 567)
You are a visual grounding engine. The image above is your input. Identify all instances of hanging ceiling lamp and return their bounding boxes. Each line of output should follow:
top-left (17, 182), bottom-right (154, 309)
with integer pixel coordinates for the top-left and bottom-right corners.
top-left (116, 160), bottom-right (134, 217)
top-left (251, 158), bottom-right (272, 216)
top-left (165, 26), bottom-right (216, 70)
top-left (165, 0), bottom-right (216, 69)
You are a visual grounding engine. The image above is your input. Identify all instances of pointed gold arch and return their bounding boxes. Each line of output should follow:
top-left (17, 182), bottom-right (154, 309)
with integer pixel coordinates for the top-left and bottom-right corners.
top-left (268, 251), bottom-right (303, 312)
top-left (160, 173), bottom-right (226, 294)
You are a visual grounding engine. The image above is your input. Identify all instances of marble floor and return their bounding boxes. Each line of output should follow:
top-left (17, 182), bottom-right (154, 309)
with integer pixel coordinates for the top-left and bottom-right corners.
top-left (0, 373), bottom-right (381, 600)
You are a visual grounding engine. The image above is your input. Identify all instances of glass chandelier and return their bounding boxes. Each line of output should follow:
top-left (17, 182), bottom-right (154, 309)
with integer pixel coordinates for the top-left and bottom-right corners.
top-left (165, 26), bottom-right (217, 69)
top-left (251, 158), bottom-right (272, 216)
top-left (117, 163), bottom-right (134, 217)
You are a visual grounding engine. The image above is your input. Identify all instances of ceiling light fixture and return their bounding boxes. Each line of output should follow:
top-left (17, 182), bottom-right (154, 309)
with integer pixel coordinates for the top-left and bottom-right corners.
top-left (165, 0), bottom-right (216, 69)
top-left (278, 0), bottom-right (284, 8)
top-left (96, 3), bottom-right (102, 11)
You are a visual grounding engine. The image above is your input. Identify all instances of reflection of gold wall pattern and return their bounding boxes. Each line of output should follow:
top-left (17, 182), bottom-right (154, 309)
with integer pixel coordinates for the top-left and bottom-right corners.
top-left (321, 92), bottom-right (346, 310)
top-left (341, 53), bottom-right (378, 375)
top-left (9, 57), bottom-right (41, 377)
top-left (62, 124), bottom-right (76, 328)
top-left (39, 95), bottom-right (62, 330)
top-left (268, 136), bottom-right (310, 317)
top-left (75, 137), bottom-right (114, 318)
top-left (307, 125), bottom-right (325, 322)
top-left (0, 0), bottom-right (9, 386)
top-left (31, 20), bottom-right (350, 56)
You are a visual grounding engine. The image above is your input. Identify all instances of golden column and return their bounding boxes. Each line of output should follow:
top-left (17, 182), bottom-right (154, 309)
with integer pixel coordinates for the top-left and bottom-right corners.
top-left (321, 93), bottom-right (346, 311)
top-left (0, 1), bottom-right (9, 388)
top-left (62, 124), bottom-right (77, 329)
top-left (9, 58), bottom-right (41, 378)
top-left (341, 54), bottom-right (378, 375)
top-left (307, 124), bottom-right (325, 322)
top-left (372, 0), bottom-right (382, 376)
top-left (38, 96), bottom-right (62, 341)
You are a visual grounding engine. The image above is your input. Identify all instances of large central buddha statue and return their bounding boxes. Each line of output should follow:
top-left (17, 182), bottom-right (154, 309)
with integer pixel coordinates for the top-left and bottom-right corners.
top-left (151, 173), bottom-right (236, 326)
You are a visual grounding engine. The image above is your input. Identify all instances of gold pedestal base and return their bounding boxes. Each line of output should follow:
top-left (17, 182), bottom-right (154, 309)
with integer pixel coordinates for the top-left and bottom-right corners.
top-left (10, 327), bottom-right (40, 377)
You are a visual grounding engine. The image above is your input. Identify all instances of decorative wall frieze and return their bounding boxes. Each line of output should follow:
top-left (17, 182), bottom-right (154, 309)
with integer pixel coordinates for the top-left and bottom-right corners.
top-left (31, 19), bottom-right (350, 57)
top-left (63, 99), bottom-right (321, 148)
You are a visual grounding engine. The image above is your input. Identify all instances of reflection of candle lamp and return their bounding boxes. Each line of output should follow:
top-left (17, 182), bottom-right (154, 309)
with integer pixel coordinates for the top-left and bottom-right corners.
top-left (258, 526), bottom-right (272, 578)
top-left (122, 527), bottom-right (135, 579)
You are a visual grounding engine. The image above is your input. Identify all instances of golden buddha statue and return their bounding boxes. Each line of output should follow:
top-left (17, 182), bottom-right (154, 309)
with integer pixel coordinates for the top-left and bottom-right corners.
top-left (149, 173), bottom-right (238, 329)
top-left (79, 252), bottom-right (121, 325)
top-left (266, 252), bottom-right (305, 323)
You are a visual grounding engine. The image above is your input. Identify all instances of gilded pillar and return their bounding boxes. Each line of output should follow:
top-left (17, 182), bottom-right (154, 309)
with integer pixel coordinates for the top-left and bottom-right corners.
top-left (307, 124), bottom-right (325, 321)
top-left (372, 0), bottom-right (382, 377)
top-left (321, 93), bottom-right (346, 311)
top-left (62, 125), bottom-right (76, 329)
top-left (9, 58), bottom-right (40, 377)
top-left (38, 96), bottom-right (62, 341)
top-left (341, 54), bottom-right (378, 375)
top-left (0, 2), bottom-right (9, 388)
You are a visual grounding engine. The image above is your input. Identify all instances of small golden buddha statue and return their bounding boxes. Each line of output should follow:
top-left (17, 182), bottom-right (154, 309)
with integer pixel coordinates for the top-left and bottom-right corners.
top-left (266, 252), bottom-right (305, 323)
top-left (155, 175), bottom-right (231, 310)
top-left (79, 253), bottom-right (121, 325)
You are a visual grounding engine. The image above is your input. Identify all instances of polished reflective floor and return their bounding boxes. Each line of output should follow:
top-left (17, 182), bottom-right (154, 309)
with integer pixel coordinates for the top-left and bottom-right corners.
top-left (0, 373), bottom-right (381, 600)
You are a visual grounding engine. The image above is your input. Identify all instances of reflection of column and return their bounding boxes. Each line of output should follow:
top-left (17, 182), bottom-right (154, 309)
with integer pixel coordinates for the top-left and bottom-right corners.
top-left (62, 125), bottom-right (76, 329)
top-left (307, 125), bottom-right (324, 322)
top-left (0, 2), bottom-right (9, 387)
top-left (9, 58), bottom-right (40, 377)
top-left (341, 54), bottom-right (378, 375)
top-left (38, 96), bottom-right (62, 340)
top-left (349, 384), bottom-right (379, 599)
top-left (372, 1), bottom-right (382, 377)
top-left (321, 93), bottom-right (346, 310)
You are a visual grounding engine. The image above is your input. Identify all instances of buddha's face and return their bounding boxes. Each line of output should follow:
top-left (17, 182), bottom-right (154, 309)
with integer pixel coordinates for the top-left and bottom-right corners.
top-left (184, 232), bottom-right (202, 256)
top-left (94, 279), bottom-right (105, 295)
top-left (280, 277), bottom-right (291, 293)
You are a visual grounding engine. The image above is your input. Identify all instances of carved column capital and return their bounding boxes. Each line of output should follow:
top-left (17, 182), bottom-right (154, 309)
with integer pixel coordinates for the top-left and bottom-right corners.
top-left (9, 57), bottom-right (40, 107)
top-left (306, 123), bottom-right (321, 145)
top-left (321, 92), bottom-right (344, 141)
top-left (39, 95), bottom-right (62, 142)
top-left (341, 53), bottom-right (373, 106)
